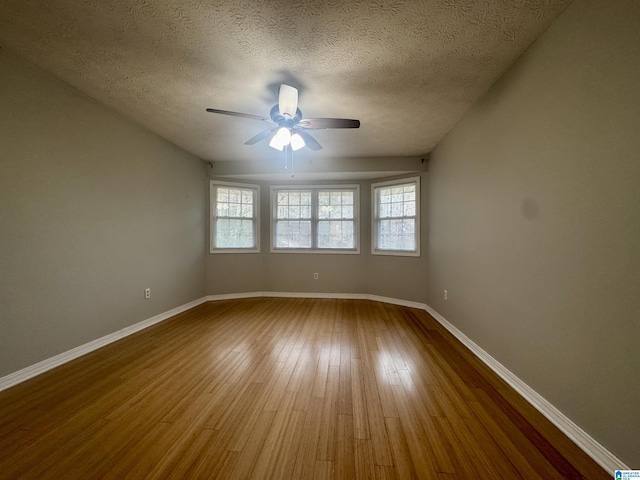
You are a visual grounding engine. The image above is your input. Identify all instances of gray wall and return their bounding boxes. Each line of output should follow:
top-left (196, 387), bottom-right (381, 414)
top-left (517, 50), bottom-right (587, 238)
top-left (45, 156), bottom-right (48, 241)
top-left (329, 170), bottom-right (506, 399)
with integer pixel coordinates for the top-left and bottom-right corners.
top-left (0, 51), bottom-right (207, 377)
top-left (426, 0), bottom-right (640, 466)
top-left (206, 173), bottom-right (429, 303)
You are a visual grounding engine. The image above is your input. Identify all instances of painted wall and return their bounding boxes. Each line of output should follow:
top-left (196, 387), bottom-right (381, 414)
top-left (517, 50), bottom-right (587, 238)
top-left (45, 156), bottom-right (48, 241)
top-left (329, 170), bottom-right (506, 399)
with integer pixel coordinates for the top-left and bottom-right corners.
top-left (206, 173), bottom-right (429, 303)
top-left (426, 0), bottom-right (640, 466)
top-left (0, 51), bottom-right (207, 377)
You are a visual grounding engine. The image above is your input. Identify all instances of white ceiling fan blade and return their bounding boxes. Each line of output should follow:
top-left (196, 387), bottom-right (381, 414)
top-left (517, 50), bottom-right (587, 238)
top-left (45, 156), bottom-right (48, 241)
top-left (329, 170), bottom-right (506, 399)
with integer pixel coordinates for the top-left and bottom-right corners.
top-left (278, 84), bottom-right (298, 118)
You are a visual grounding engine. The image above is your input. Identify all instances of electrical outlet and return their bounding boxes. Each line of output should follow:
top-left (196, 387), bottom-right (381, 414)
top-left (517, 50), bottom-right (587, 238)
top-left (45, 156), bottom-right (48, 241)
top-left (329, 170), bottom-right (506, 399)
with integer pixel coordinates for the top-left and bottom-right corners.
top-left (443, 289), bottom-right (448, 301)
top-left (313, 273), bottom-right (319, 280)
top-left (145, 288), bottom-right (151, 299)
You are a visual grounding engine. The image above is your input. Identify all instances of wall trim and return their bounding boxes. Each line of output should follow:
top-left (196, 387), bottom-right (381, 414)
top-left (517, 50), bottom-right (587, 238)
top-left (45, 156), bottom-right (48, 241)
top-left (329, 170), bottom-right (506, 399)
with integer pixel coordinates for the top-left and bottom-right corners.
top-left (0, 291), bottom-right (626, 471)
top-left (423, 304), bottom-right (629, 473)
top-left (0, 297), bottom-right (208, 393)
top-left (206, 292), bottom-right (427, 311)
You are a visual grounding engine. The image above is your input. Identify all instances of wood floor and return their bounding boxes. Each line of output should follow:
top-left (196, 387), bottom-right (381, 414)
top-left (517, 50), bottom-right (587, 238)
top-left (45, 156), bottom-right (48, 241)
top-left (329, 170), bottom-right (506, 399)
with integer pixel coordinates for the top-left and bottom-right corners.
top-left (0, 298), bottom-right (608, 479)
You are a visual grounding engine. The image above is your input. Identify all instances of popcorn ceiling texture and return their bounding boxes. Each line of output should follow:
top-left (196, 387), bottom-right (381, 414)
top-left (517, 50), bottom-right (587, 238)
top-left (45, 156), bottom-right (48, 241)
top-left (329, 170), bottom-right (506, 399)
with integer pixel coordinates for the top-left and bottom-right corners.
top-left (0, 0), bottom-right (571, 163)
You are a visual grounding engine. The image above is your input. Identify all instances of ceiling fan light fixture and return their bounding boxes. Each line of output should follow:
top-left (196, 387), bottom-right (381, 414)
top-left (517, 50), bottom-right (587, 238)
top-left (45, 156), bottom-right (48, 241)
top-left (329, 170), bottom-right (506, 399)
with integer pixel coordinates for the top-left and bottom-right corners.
top-left (290, 133), bottom-right (305, 151)
top-left (268, 136), bottom-right (285, 151)
top-left (206, 83), bottom-right (360, 160)
top-left (269, 127), bottom-right (292, 151)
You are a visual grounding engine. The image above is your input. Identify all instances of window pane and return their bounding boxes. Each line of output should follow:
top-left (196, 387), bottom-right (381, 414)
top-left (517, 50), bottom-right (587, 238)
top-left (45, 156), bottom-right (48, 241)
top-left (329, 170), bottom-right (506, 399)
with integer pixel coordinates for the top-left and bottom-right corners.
top-left (379, 202), bottom-right (390, 218)
top-left (229, 189), bottom-right (241, 203)
top-left (378, 218), bottom-right (415, 251)
top-left (212, 183), bottom-right (258, 250)
top-left (404, 189), bottom-right (415, 202)
top-left (228, 203), bottom-right (241, 217)
top-left (318, 190), bottom-right (355, 220)
top-left (276, 190), bottom-right (312, 220)
top-left (216, 218), bottom-right (254, 248)
top-left (404, 201), bottom-right (415, 216)
top-left (241, 204), bottom-right (253, 218)
top-left (376, 182), bottom-right (415, 220)
top-left (318, 220), bottom-right (355, 249)
top-left (275, 220), bottom-right (312, 248)
top-left (319, 205), bottom-right (331, 219)
top-left (273, 187), bottom-right (358, 251)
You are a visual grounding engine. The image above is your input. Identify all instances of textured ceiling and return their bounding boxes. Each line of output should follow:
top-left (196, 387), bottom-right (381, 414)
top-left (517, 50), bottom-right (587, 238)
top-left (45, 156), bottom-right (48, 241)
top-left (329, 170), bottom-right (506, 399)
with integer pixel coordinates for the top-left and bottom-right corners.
top-left (0, 0), bottom-right (571, 172)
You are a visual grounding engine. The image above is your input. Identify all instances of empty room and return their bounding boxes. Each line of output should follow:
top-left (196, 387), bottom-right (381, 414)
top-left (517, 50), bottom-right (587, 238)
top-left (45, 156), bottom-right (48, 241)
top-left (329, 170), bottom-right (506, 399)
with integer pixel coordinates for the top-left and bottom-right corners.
top-left (1, 0), bottom-right (638, 478)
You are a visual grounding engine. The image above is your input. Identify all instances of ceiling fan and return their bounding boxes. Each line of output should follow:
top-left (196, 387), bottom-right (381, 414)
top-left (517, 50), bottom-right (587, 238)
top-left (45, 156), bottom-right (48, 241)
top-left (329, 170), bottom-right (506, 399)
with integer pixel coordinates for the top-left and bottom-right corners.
top-left (206, 84), bottom-right (360, 154)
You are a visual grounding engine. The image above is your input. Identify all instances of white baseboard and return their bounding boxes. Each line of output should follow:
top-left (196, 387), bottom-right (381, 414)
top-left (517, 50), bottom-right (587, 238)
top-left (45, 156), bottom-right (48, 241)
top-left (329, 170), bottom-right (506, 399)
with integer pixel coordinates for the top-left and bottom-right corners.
top-left (207, 291), bottom-right (368, 301)
top-left (0, 296), bottom-right (208, 393)
top-left (423, 304), bottom-right (628, 473)
top-left (207, 291), bottom-right (428, 311)
top-left (0, 291), bottom-right (626, 472)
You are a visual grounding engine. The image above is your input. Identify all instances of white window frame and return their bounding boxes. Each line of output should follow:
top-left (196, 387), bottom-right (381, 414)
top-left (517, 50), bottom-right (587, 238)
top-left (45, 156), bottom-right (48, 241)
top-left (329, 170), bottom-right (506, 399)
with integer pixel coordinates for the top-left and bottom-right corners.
top-left (210, 180), bottom-right (260, 254)
top-left (270, 185), bottom-right (360, 254)
top-left (372, 176), bottom-right (420, 257)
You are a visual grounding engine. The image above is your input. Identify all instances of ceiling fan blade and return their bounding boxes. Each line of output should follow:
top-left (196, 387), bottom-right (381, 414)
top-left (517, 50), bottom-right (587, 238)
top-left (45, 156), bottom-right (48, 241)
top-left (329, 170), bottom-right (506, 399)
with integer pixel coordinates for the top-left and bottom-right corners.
top-left (278, 84), bottom-right (298, 118)
top-left (245, 126), bottom-right (279, 145)
top-left (298, 118), bottom-right (360, 129)
top-left (294, 129), bottom-right (322, 151)
top-left (206, 108), bottom-right (272, 123)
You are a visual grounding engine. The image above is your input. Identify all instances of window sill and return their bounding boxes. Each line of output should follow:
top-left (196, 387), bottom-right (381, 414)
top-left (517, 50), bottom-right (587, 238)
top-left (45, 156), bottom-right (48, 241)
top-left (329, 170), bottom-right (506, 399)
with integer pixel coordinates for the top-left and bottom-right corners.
top-left (210, 249), bottom-right (261, 254)
top-left (371, 249), bottom-right (420, 257)
top-left (270, 248), bottom-right (360, 255)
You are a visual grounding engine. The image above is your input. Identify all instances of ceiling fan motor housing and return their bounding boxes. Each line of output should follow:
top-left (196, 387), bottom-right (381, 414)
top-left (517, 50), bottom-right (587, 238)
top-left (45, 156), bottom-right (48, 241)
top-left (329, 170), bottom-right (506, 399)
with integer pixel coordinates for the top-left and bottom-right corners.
top-left (270, 105), bottom-right (302, 126)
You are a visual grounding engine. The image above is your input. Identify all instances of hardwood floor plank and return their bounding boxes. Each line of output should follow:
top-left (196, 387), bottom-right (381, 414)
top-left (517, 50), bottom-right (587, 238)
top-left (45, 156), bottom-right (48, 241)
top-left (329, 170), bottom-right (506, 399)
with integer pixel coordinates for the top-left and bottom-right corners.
top-left (0, 298), bottom-right (610, 479)
top-left (335, 413), bottom-right (356, 479)
top-left (390, 384), bottom-right (439, 479)
top-left (362, 364), bottom-right (394, 467)
top-left (256, 408), bottom-right (305, 480)
top-left (292, 396), bottom-right (324, 479)
top-left (374, 464), bottom-right (398, 480)
top-left (350, 358), bottom-right (370, 440)
top-left (355, 438), bottom-right (376, 479)
top-left (249, 390), bottom-right (296, 478)
top-left (337, 348), bottom-right (353, 416)
top-left (228, 409), bottom-right (276, 479)
top-left (384, 416), bottom-right (419, 480)
top-left (317, 365), bottom-right (339, 462)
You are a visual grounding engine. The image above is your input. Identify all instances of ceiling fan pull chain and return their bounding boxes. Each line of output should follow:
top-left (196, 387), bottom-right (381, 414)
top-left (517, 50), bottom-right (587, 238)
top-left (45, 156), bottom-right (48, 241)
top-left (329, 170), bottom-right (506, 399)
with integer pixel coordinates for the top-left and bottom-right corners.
top-left (286, 145), bottom-right (294, 177)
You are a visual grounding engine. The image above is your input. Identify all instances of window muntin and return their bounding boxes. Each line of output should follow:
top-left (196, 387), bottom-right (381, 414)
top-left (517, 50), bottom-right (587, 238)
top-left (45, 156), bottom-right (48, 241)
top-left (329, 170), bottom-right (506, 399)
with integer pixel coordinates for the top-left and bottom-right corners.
top-left (274, 190), bottom-right (312, 248)
top-left (317, 190), bottom-right (355, 249)
top-left (272, 186), bottom-right (359, 253)
top-left (372, 177), bottom-right (420, 256)
top-left (210, 181), bottom-right (259, 253)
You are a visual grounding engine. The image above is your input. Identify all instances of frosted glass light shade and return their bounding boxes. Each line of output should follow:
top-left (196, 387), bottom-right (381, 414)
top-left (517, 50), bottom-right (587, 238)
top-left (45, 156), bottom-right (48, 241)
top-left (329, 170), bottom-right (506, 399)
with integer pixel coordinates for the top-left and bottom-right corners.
top-left (269, 127), bottom-right (292, 151)
top-left (290, 133), bottom-right (306, 151)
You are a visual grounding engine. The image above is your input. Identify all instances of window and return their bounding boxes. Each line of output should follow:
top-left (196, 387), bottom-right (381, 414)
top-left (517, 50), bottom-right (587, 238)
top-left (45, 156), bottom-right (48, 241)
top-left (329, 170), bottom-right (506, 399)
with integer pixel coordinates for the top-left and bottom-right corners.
top-left (210, 181), bottom-right (259, 253)
top-left (271, 185), bottom-right (359, 253)
top-left (372, 177), bottom-right (420, 256)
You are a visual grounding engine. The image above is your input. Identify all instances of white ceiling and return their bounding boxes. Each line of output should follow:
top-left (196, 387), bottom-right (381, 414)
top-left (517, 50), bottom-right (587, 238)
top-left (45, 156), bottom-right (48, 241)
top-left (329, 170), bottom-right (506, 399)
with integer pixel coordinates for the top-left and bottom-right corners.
top-left (0, 0), bottom-right (571, 177)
